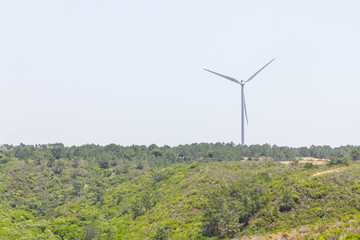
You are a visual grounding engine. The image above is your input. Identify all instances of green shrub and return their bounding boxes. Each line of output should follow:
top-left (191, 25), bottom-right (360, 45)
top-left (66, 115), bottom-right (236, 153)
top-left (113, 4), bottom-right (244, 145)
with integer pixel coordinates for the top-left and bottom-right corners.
top-left (328, 157), bottom-right (350, 166)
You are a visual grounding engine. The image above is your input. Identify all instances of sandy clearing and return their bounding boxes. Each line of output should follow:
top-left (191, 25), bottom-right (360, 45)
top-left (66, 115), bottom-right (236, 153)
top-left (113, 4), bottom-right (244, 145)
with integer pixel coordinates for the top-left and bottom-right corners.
top-left (280, 157), bottom-right (329, 165)
top-left (280, 160), bottom-right (327, 165)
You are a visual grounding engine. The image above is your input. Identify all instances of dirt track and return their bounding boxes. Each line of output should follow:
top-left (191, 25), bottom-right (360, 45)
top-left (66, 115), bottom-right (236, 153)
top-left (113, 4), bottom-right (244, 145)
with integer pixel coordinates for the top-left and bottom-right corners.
top-left (312, 167), bottom-right (345, 177)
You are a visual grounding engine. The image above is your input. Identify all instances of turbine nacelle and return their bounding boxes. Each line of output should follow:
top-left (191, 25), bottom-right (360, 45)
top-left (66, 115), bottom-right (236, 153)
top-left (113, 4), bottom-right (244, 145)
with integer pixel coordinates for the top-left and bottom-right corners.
top-left (240, 80), bottom-right (246, 86)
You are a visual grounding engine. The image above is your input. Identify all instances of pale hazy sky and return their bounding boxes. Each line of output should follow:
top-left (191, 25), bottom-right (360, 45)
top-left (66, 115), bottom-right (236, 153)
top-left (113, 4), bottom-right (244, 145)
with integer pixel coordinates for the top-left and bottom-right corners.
top-left (1, 1), bottom-right (359, 147)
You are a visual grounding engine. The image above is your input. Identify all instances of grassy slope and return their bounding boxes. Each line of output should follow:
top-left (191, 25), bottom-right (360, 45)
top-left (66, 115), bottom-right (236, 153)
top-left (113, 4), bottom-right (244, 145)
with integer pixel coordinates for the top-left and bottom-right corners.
top-left (1, 157), bottom-right (360, 239)
top-left (57, 162), bottom-right (253, 239)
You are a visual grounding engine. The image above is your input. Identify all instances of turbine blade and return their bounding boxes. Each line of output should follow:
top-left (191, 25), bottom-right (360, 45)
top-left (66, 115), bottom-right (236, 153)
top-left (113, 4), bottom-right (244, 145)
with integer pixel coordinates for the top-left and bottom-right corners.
top-left (204, 69), bottom-right (240, 84)
top-left (245, 58), bottom-right (275, 83)
top-left (243, 92), bottom-right (249, 125)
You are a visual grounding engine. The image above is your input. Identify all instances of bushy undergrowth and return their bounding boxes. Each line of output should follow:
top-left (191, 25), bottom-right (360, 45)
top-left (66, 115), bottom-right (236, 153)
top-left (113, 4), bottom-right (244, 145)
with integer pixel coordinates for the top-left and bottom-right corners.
top-left (0, 144), bottom-right (360, 239)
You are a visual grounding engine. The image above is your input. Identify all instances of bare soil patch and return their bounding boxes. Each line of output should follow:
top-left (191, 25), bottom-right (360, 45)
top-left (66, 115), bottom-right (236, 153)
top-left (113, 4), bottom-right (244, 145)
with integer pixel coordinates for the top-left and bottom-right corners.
top-left (280, 157), bottom-right (328, 165)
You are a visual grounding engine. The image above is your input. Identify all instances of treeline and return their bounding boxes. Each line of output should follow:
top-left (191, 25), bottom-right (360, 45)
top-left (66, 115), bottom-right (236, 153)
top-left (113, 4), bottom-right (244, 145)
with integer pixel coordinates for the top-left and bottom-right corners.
top-left (1, 143), bottom-right (359, 169)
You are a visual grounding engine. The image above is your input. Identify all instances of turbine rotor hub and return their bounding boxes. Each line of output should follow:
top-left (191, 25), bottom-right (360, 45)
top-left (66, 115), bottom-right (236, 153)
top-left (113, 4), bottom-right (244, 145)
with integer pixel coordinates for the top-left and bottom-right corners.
top-left (240, 80), bottom-right (245, 85)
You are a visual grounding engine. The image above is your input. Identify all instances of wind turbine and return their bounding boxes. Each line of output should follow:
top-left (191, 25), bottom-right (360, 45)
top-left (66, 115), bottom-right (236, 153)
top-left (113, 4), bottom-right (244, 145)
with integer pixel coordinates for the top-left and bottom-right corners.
top-left (204, 58), bottom-right (275, 146)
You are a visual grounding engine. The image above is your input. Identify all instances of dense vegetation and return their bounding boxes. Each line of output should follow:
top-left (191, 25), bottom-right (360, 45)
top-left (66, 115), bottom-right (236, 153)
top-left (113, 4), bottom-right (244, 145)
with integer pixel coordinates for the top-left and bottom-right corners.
top-left (1, 143), bottom-right (360, 239)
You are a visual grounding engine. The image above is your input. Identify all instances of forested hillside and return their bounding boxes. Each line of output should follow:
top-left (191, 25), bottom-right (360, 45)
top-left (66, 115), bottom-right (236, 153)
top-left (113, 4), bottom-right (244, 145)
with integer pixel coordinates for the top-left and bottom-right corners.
top-left (1, 143), bottom-right (360, 239)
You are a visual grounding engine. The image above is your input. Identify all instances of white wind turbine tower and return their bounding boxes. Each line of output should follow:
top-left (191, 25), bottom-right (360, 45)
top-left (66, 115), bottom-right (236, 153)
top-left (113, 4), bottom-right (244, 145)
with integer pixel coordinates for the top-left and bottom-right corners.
top-left (204, 59), bottom-right (275, 146)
